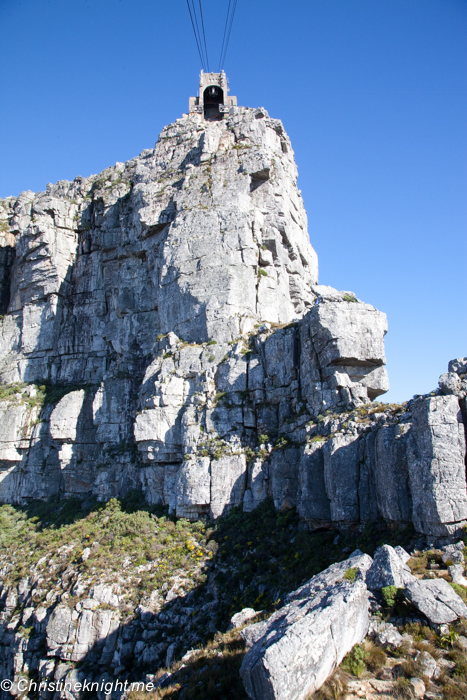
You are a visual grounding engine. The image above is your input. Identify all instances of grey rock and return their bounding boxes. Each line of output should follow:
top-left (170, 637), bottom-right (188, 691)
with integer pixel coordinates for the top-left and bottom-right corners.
top-left (240, 577), bottom-right (369, 700)
top-left (165, 642), bottom-right (176, 668)
top-left (394, 545), bottom-right (411, 564)
top-left (414, 650), bottom-right (439, 679)
top-left (366, 545), bottom-right (415, 590)
top-left (442, 549), bottom-right (464, 565)
top-left (0, 96), bottom-right (464, 545)
top-left (368, 618), bottom-right (403, 649)
top-left (46, 604), bottom-right (75, 654)
top-left (285, 550), bottom-right (373, 603)
top-left (230, 608), bottom-right (260, 629)
top-left (241, 619), bottom-right (271, 650)
top-left (448, 564), bottom-right (467, 586)
top-left (439, 373), bottom-right (462, 396)
top-left (404, 578), bottom-right (467, 624)
top-left (448, 358), bottom-right (467, 375)
top-left (410, 678), bottom-right (426, 698)
top-left (408, 395), bottom-right (467, 535)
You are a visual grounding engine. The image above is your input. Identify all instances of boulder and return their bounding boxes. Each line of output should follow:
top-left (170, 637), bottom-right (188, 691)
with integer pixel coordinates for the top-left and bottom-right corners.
top-left (368, 618), bottom-right (403, 649)
top-left (442, 542), bottom-right (465, 565)
top-left (286, 550), bottom-right (373, 603)
top-left (404, 579), bottom-right (467, 624)
top-left (240, 576), bottom-right (369, 700)
top-left (394, 545), bottom-right (411, 564)
top-left (448, 564), bottom-right (467, 586)
top-left (366, 545), bottom-right (415, 590)
top-left (410, 678), bottom-right (426, 698)
top-left (442, 549), bottom-right (464, 565)
top-left (414, 650), bottom-right (439, 680)
top-left (230, 608), bottom-right (260, 629)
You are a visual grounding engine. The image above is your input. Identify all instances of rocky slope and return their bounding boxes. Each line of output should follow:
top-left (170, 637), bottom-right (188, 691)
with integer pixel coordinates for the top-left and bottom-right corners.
top-left (2, 496), bottom-right (467, 700)
top-left (0, 106), bottom-right (465, 539)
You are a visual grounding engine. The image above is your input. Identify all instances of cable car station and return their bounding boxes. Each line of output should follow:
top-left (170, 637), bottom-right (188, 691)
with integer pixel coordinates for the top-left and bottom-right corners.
top-left (189, 71), bottom-right (238, 120)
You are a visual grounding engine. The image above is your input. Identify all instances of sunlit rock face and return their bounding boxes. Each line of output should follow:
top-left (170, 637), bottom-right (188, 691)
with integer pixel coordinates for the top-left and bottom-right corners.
top-left (0, 106), bottom-right (464, 536)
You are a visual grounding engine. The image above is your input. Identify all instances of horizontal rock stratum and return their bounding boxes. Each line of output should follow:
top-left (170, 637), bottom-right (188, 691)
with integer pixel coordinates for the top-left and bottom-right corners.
top-left (0, 107), bottom-right (465, 535)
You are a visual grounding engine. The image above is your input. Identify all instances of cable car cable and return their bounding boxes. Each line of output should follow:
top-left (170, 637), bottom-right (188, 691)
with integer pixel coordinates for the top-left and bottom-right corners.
top-left (218, 0), bottom-right (232, 72)
top-left (220, 0), bottom-right (238, 70)
top-left (186, 0), bottom-right (206, 70)
top-left (190, 0), bottom-right (208, 71)
top-left (198, 0), bottom-right (210, 73)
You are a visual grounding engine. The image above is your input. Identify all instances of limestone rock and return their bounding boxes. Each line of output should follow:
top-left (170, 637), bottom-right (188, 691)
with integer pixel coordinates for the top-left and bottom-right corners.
top-left (414, 650), bottom-right (439, 680)
top-left (442, 542), bottom-right (465, 565)
top-left (410, 678), bottom-right (426, 698)
top-left (404, 579), bottom-right (467, 624)
top-left (230, 608), bottom-right (260, 629)
top-left (408, 395), bottom-right (467, 535)
top-left (365, 545), bottom-right (415, 590)
top-left (240, 576), bottom-right (369, 700)
top-left (394, 545), bottom-right (411, 564)
top-left (285, 550), bottom-right (373, 603)
top-left (448, 564), bottom-right (467, 586)
top-left (0, 101), bottom-right (465, 542)
top-left (368, 618), bottom-right (403, 649)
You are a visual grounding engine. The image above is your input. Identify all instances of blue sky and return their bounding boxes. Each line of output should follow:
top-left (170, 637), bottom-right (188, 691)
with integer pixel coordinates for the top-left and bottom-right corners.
top-left (0, 0), bottom-right (466, 402)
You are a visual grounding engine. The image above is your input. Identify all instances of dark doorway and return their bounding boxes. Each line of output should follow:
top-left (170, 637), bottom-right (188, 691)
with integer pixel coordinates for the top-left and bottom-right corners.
top-left (203, 85), bottom-right (224, 121)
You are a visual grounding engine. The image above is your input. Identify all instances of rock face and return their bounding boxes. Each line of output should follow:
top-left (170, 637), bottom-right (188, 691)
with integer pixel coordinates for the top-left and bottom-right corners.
top-left (0, 105), bottom-right (466, 535)
top-left (240, 562), bottom-right (370, 700)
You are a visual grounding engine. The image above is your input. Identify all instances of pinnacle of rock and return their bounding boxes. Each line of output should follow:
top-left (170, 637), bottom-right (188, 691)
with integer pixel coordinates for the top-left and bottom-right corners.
top-left (0, 105), bottom-right (465, 543)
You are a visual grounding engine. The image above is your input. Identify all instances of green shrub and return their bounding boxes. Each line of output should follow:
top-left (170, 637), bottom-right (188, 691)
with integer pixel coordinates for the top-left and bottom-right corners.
top-left (343, 567), bottom-right (357, 582)
top-left (342, 644), bottom-right (368, 677)
top-left (382, 585), bottom-right (398, 608)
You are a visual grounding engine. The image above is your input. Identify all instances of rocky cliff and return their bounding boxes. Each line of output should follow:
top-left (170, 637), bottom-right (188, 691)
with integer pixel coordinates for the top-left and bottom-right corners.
top-left (0, 106), bottom-right (465, 536)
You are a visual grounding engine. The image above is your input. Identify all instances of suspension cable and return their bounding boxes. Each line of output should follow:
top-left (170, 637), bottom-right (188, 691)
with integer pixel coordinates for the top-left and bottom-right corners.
top-left (219, 0), bottom-right (238, 71)
top-left (218, 0), bottom-right (232, 72)
top-left (186, 0), bottom-right (206, 71)
top-left (190, 0), bottom-right (208, 71)
top-left (198, 0), bottom-right (210, 73)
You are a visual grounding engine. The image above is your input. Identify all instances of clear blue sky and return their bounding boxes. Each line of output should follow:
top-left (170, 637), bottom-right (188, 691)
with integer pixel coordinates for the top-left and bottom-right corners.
top-left (1, 0), bottom-right (466, 402)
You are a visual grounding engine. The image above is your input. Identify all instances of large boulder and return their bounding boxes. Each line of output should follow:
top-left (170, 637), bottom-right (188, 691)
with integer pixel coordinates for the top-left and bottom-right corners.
top-left (240, 575), bottom-right (369, 700)
top-left (366, 544), bottom-right (415, 590)
top-left (404, 579), bottom-right (467, 624)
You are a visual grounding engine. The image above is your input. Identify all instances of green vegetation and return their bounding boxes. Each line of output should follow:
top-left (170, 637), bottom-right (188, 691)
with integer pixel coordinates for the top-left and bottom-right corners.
top-left (343, 567), bottom-right (357, 582)
top-left (450, 583), bottom-right (467, 604)
top-left (214, 391), bottom-right (227, 404)
top-left (198, 436), bottom-right (232, 461)
top-left (342, 643), bottom-right (368, 677)
top-left (1, 493), bottom-right (449, 700)
top-left (274, 436), bottom-right (289, 449)
top-left (0, 494), bottom-right (208, 598)
top-left (0, 381), bottom-right (84, 411)
top-left (381, 584), bottom-right (398, 608)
